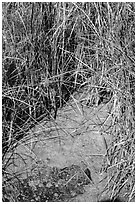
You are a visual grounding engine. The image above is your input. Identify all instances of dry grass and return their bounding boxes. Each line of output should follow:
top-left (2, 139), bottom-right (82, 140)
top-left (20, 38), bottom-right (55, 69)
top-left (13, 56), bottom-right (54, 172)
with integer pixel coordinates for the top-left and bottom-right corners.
top-left (2, 2), bottom-right (135, 202)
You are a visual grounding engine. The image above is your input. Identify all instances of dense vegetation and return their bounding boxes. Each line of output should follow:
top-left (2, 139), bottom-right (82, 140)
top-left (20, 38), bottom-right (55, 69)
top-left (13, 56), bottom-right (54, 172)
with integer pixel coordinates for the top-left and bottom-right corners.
top-left (2, 2), bottom-right (135, 202)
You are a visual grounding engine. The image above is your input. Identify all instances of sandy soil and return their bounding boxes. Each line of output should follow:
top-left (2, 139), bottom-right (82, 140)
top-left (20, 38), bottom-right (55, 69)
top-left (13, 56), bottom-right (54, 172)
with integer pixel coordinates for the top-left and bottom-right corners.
top-left (5, 90), bottom-right (115, 201)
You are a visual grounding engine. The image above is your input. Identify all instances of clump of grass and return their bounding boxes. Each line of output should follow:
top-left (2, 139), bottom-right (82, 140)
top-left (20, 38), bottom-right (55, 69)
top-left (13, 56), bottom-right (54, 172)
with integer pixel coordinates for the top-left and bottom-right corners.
top-left (2, 2), bottom-right (135, 202)
top-left (95, 2), bottom-right (135, 201)
top-left (2, 2), bottom-right (78, 154)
